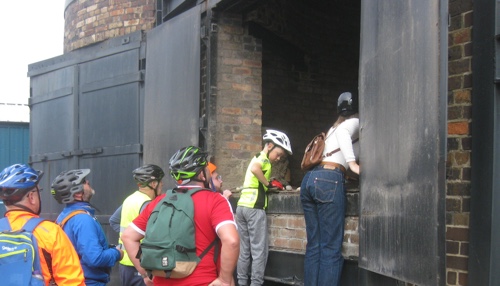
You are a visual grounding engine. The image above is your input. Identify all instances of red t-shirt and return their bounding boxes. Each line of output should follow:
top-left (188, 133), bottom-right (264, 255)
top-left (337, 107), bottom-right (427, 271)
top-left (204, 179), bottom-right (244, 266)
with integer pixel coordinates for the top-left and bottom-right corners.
top-left (131, 187), bottom-right (236, 286)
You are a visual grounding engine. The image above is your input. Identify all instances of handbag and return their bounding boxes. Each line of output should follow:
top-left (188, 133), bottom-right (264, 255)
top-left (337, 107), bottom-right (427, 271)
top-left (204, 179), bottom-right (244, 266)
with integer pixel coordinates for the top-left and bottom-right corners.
top-left (301, 128), bottom-right (359, 171)
top-left (300, 132), bottom-right (326, 171)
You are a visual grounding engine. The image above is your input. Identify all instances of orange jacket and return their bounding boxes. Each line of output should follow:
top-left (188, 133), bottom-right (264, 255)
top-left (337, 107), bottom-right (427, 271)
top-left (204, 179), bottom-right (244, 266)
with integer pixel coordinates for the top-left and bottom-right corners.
top-left (5, 210), bottom-right (85, 286)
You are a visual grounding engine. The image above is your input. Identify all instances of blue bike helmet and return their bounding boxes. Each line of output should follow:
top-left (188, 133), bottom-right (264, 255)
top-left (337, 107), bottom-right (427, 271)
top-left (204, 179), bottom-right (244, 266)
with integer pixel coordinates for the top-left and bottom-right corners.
top-left (0, 164), bottom-right (43, 203)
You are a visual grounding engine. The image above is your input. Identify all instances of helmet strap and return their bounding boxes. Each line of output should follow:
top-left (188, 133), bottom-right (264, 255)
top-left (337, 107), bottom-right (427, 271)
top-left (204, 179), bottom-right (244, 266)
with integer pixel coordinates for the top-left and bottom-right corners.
top-left (35, 189), bottom-right (42, 215)
top-left (267, 143), bottom-right (276, 158)
top-left (183, 168), bottom-right (210, 189)
top-left (202, 169), bottom-right (211, 189)
top-left (147, 181), bottom-right (160, 198)
top-left (209, 177), bottom-right (217, 193)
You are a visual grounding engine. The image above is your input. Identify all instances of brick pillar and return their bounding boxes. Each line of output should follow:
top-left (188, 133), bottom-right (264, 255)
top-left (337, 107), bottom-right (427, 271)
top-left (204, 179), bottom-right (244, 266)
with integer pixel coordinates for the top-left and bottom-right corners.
top-left (64, 0), bottom-right (156, 52)
top-left (446, 1), bottom-right (473, 285)
top-left (213, 12), bottom-right (263, 189)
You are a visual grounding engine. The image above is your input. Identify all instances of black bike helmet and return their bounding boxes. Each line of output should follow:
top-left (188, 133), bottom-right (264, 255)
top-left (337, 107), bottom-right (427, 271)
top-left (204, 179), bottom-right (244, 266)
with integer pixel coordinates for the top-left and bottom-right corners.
top-left (0, 164), bottom-right (43, 203)
top-left (337, 92), bottom-right (357, 116)
top-left (50, 169), bottom-right (90, 204)
top-left (133, 164), bottom-right (165, 186)
top-left (169, 146), bottom-right (208, 182)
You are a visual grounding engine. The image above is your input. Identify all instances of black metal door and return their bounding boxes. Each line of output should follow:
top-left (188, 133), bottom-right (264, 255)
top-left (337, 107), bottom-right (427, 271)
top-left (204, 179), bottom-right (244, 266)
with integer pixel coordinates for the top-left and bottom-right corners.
top-left (143, 5), bottom-right (201, 189)
top-left (28, 32), bottom-right (145, 223)
top-left (358, 1), bottom-right (447, 285)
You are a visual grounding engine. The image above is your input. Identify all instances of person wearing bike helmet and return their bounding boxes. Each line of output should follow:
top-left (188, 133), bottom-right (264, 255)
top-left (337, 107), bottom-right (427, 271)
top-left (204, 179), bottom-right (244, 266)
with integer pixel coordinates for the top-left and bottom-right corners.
top-left (0, 164), bottom-right (85, 285)
top-left (207, 162), bottom-right (232, 199)
top-left (121, 146), bottom-right (239, 286)
top-left (112, 164), bottom-right (165, 286)
top-left (51, 169), bottom-right (124, 286)
top-left (236, 129), bottom-right (292, 286)
top-left (300, 91), bottom-right (360, 286)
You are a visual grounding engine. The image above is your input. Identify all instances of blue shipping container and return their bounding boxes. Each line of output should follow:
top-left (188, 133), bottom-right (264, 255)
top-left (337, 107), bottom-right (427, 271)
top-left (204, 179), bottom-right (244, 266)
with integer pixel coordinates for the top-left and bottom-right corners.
top-left (0, 122), bottom-right (30, 168)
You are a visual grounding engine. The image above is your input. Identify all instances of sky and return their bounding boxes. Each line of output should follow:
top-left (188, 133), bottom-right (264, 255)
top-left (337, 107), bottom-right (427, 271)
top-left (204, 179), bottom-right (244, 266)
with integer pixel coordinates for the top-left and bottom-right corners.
top-left (0, 1), bottom-right (64, 122)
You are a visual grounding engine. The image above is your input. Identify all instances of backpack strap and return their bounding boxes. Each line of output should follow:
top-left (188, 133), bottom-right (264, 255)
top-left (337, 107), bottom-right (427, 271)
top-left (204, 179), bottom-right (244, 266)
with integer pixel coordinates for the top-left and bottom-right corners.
top-left (172, 187), bottom-right (206, 196)
top-left (199, 237), bottom-right (220, 260)
top-left (22, 217), bottom-right (46, 232)
top-left (0, 217), bottom-right (45, 233)
top-left (58, 210), bottom-right (89, 229)
top-left (139, 200), bottom-right (151, 214)
top-left (0, 217), bottom-right (11, 231)
top-left (23, 217), bottom-right (57, 284)
top-left (172, 188), bottom-right (221, 262)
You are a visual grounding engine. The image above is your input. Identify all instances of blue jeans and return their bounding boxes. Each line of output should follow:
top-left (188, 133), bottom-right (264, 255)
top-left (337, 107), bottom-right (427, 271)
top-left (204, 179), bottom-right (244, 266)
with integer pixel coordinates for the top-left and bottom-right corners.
top-left (300, 165), bottom-right (345, 286)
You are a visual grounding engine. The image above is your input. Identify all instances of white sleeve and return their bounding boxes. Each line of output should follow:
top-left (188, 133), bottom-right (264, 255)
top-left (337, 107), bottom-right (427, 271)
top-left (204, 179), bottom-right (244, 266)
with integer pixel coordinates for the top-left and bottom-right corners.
top-left (334, 118), bottom-right (359, 163)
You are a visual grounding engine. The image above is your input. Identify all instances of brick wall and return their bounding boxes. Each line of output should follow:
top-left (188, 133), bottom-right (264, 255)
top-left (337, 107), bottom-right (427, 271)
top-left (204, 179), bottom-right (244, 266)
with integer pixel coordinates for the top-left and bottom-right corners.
top-left (264, 191), bottom-right (359, 258)
top-left (64, 0), bottom-right (156, 52)
top-left (268, 214), bottom-right (307, 250)
top-left (213, 4), bottom-right (360, 259)
top-left (446, 0), bottom-right (473, 285)
top-left (212, 13), bottom-right (264, 189)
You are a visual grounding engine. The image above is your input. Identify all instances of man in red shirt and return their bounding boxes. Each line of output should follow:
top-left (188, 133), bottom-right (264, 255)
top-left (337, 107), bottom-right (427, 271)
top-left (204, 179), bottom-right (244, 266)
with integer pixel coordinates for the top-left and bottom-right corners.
top-left (122, 146), bottom-right (239, 286)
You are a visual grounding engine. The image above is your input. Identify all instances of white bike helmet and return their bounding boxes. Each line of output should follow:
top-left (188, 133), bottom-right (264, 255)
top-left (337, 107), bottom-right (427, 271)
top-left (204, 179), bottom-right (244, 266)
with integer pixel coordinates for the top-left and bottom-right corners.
top-left (263, 129), bottom-right (293, 155)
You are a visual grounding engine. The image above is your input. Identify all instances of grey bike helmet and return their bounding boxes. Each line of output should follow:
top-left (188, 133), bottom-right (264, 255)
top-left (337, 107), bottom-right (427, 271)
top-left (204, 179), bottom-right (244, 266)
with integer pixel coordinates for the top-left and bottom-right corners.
top-left (133, 164), bottom-right (165, 186)
top-left (51, 169), bottom-right (90, 204)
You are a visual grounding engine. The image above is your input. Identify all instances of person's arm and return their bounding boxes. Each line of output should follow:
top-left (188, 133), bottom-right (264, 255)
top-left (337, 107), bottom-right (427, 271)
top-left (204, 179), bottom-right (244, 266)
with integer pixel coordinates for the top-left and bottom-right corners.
top-left (336, 122), bottom-right (359, 175)
top-left (208, 224), bottom-right (239, 286)
top-left (73, 215), bottom-right (122, 267)
top-left (250, 161), bottom-right (269, 186)
top-left (121, 225), bottom-right (152, 285)
top-left (347, 161), bottom-right (359, 175)
top-left (109, 205), bottom-right (122, 233)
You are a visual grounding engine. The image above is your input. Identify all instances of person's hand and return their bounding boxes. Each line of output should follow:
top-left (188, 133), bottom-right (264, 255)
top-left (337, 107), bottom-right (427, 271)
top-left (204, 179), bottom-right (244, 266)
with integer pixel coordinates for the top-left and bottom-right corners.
top-left (223, 189), bottom-right (232, 198)
top-left (347, 161), bottom-right (360, 175)
top-left (115, 246), bottom-right (124, 261)
top-left (208, 277), bottom-right (231, 286)
top-left (141, 273), bottom-right (153, 286)
top-left (267, 179), bottom-right (284, 190)
top-left (143, 277), bottom-right (153, 286)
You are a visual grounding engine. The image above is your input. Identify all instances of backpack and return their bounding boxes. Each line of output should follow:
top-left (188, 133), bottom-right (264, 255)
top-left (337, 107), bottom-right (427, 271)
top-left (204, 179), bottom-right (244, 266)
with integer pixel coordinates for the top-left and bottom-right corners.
top-left (57, 209), bottom-right (89, 229)
top-left (138, 188), bottom-right (219, 279)
top-left (0, 217), bottom-right (48, 285)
